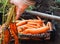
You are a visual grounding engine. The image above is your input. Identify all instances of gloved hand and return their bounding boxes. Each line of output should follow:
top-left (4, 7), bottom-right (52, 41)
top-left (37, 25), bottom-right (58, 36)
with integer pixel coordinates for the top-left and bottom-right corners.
top-left (10, 0), bottom-right (35, 20)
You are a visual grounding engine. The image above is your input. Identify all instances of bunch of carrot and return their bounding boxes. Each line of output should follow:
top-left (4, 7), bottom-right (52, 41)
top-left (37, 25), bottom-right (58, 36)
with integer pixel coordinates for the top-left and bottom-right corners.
top-left (1, 6), bottom-right (19, 44)
top-left (9, 22), bottom-right (19, 44)
top-left (16, 17), bottom-right (53, 35)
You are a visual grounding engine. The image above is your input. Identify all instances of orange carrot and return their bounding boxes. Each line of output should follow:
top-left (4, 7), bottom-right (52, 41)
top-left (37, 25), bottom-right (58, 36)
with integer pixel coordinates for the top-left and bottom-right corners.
top-left (22, 26), bottom-right (49, 34)
top-left (16, 20), bottom-right (27, 26)
top-left (37, 16), bottom-right (41, 20)
top-left (26, 24), bottom-right (41, 28)
top-left (17, 25), bottom-right (28, 32)
top-left (2, 28), bottom-right (10, 44)
top-left (26, 20), bottom-right (43, 23)
top-left (10, 22), bottom-right (18, 34)
top-left (9, 22), bottom-right (19, 44)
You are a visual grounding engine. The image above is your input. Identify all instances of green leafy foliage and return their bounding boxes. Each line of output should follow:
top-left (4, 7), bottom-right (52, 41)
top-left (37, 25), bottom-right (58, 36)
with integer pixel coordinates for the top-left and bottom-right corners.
top-left (0, 0), bottom-right (12, 24)
top-left (0, 0), bottom-right (11, 13)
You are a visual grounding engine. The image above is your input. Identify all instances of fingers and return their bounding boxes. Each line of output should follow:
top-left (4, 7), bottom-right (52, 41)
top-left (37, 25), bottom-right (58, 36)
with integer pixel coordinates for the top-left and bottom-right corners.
top-left (47, 22), bottom-right (53, 31)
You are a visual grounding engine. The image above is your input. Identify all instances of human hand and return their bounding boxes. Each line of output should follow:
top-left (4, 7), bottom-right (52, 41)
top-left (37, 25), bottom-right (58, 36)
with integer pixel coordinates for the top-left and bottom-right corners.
top-left (10, 0), bottom-right (35, 20)
top-left (10, 0), bottom-right (29, 20)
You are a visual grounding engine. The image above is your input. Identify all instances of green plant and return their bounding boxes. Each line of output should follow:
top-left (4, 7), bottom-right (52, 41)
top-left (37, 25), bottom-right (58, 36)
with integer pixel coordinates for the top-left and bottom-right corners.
top-left (0, 0), bottom-right (12, 23)
top-left (0, 0), bottom-right (11, 44)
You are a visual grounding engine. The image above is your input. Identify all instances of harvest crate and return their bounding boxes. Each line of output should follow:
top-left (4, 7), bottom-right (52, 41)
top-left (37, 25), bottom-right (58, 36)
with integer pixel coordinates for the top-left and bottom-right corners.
top-left (18, 13), bottom-right (56, 41)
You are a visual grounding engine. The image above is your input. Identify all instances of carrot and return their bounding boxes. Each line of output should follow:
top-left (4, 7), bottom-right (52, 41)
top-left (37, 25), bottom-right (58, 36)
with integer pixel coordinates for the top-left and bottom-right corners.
top-left (26, 20), bottom-right (43, 28)
top-left (10, 29), bottom-right (19, 44)
top-left (26, 24), bottom-right (41, 28)
top-left (22, 26), bottom-right (49, 34)
top-left (16, 19), bottom-right (52, 35)
top-left (27, 20), bottom-right (43, 23)
top-left (18, 29), bottom-right (22, 33)
top-left (27, 20), bottom-right (43, 26)
top-left (10, 22), bottom-right (18, 34)
top-left (2, 28), bottom-right (10, 44)
top-left (17, 25), bottom-right (28, 32)
top-left (16, 20), bottom-right (27, 26)
top-left (37, 16), bottom-right (41, 20)
top-left (9, 22), bottom-right (19, 44)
